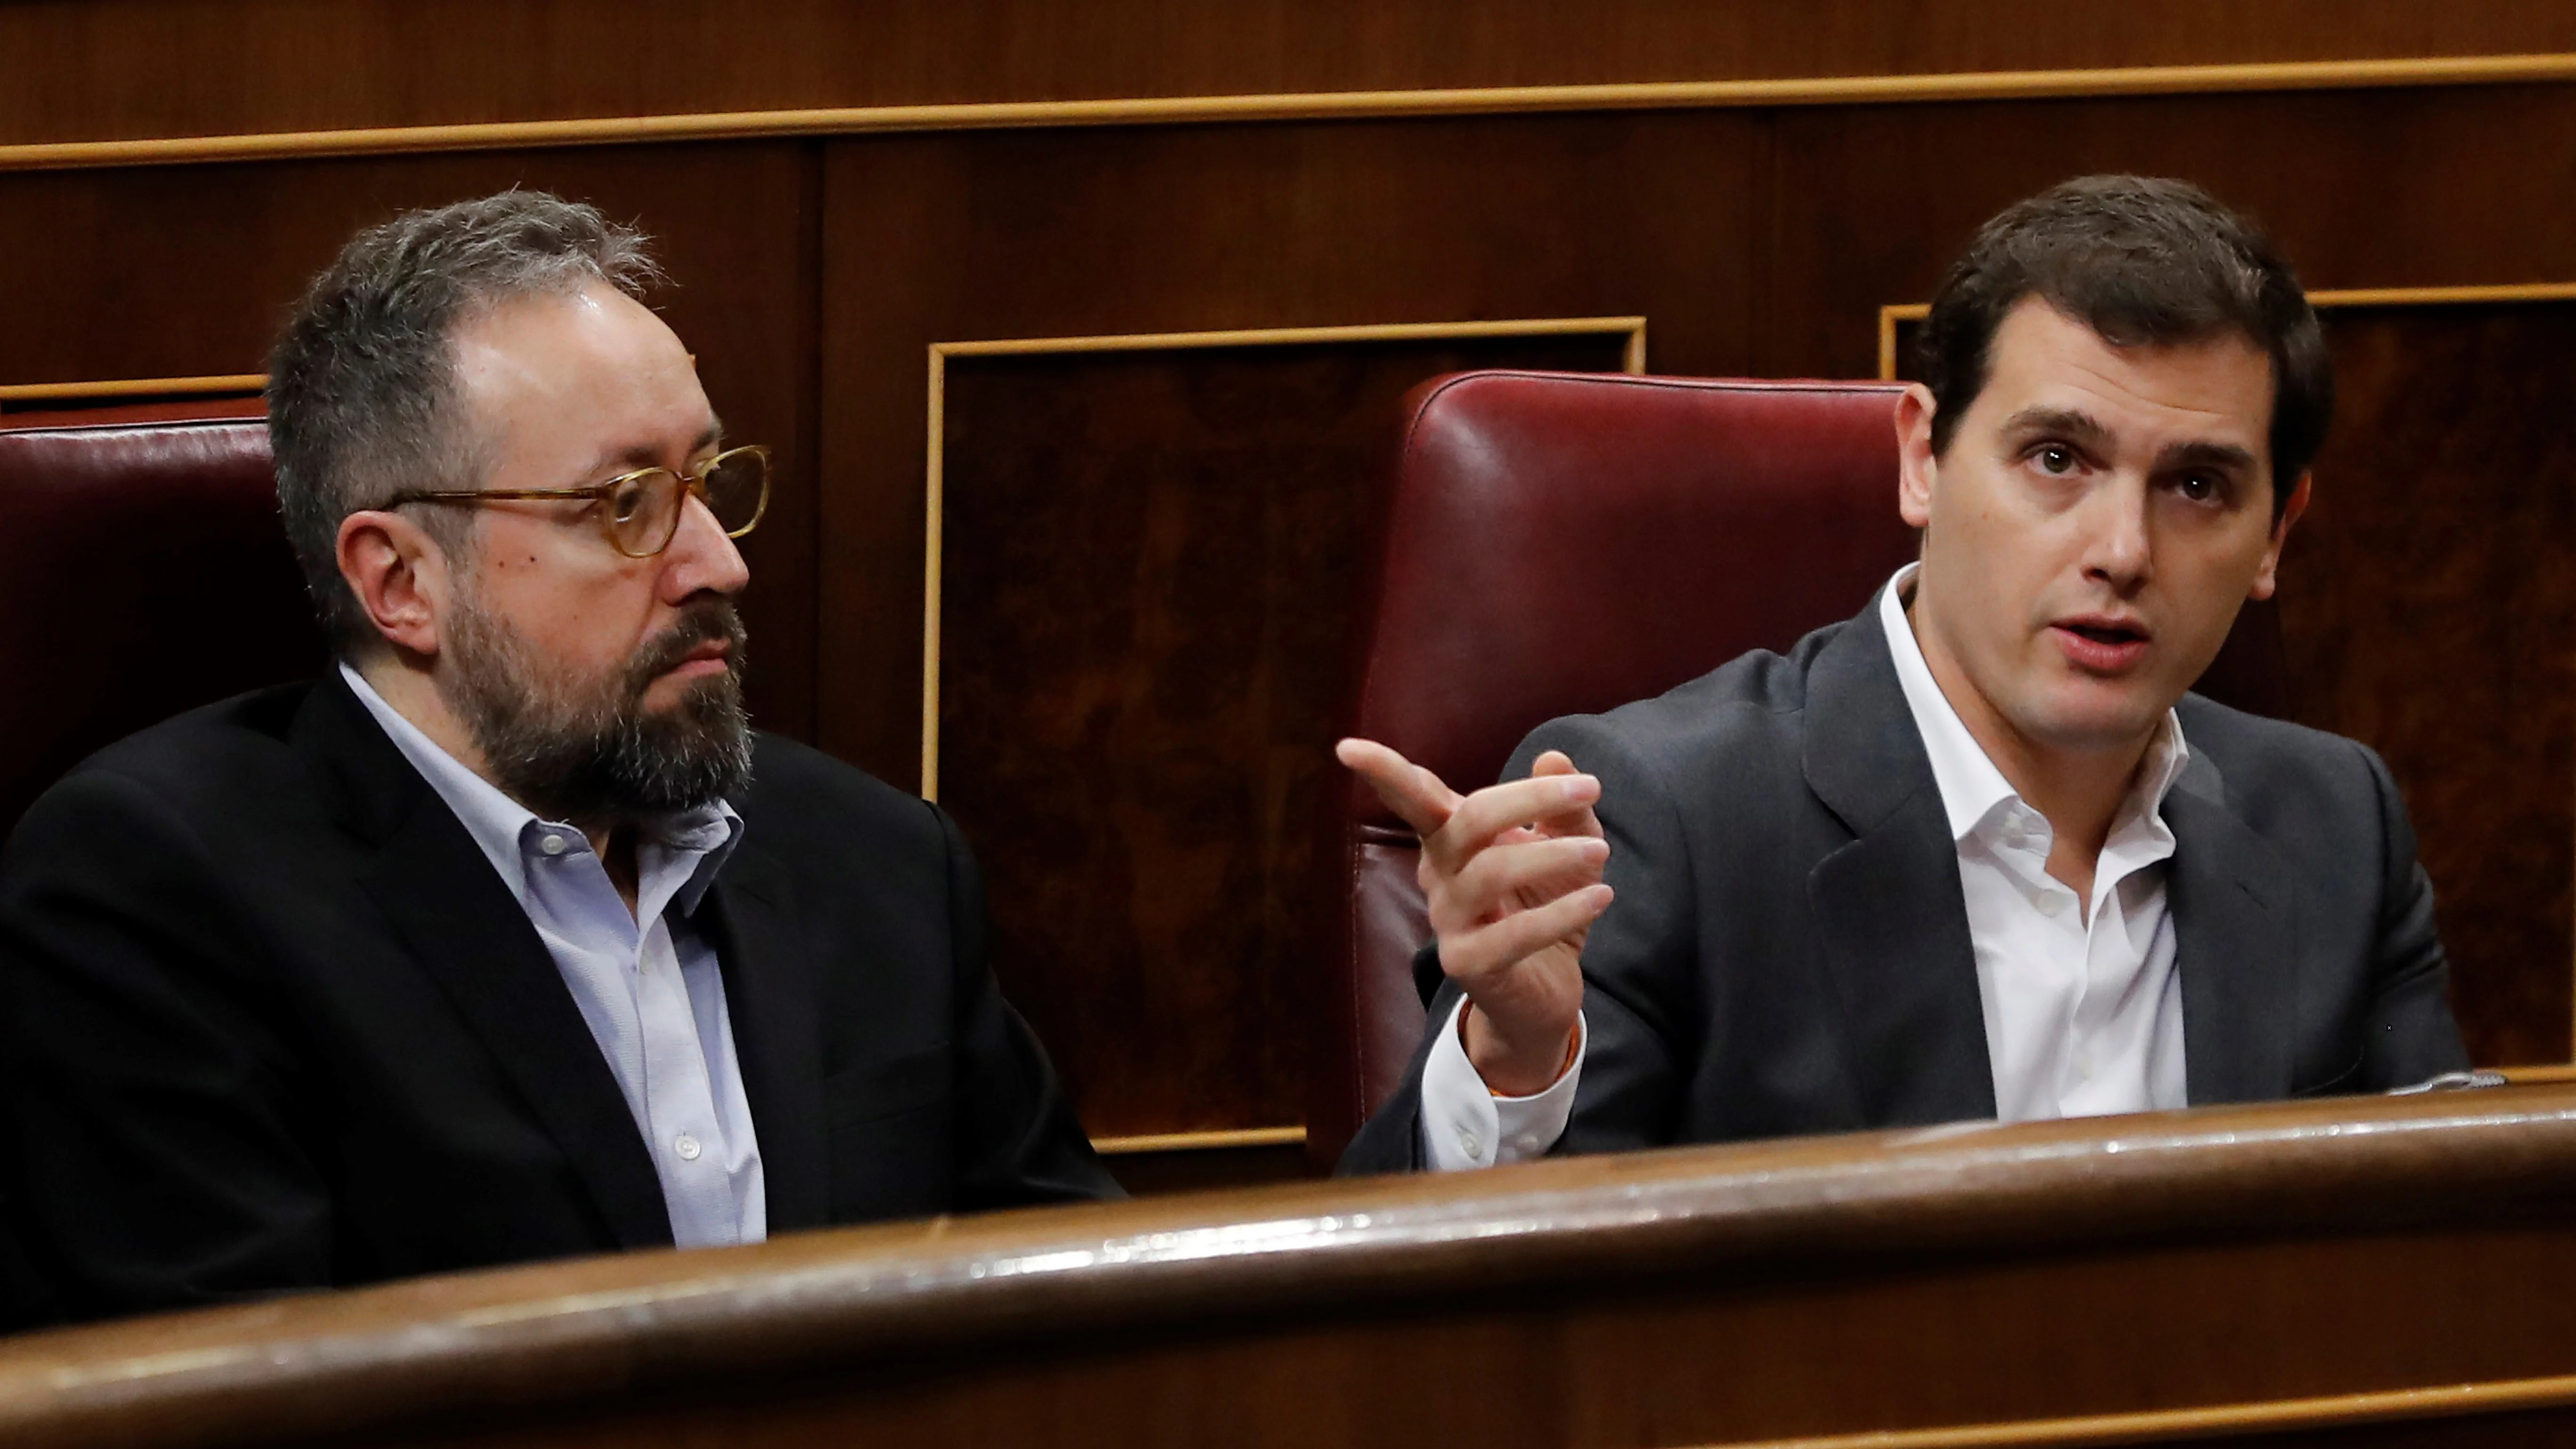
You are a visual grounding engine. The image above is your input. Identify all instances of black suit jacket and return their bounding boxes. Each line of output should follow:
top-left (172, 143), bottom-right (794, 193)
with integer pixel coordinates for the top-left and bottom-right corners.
top-left (0, 674), bottom-right (1117, 1321)
top-left (1343, 597), bottom-right (2470, 1171)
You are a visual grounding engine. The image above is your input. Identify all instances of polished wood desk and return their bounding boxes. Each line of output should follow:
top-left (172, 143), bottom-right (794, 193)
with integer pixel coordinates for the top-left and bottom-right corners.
top-left (9, 1085), bottom-right (2576, 1449)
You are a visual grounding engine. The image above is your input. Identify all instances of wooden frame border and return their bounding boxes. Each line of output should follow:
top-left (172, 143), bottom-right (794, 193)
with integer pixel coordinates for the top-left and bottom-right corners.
top-left (9, 53), bottom-right (2576, 173)
top-left (1876, 281), bottom-right (2576, 380)
top-left (920, 314), bottom-right (1648, 798)
top-left (925, 315), bottom-right (1643, 1159)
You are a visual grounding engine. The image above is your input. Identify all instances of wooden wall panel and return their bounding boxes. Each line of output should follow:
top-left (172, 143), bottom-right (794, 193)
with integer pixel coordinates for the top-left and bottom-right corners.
top-left (1762, 85), bottom-right (2576, 378)
top-left (9, 1), bottom-right (2576, 148)
top-left (934, 331), bottom-right (1633, 1141)
top-left (817, 111), bottom-right (1763, 787)
top-left (0, 144), bottom-right (824, 738)
top-left (2285, 304), bottom-right (2576, 1066)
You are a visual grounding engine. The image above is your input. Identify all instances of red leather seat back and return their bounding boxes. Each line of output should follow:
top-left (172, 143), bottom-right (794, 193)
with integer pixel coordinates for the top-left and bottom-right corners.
top-left (0, 403), bottom-right (324, 837)
top-left (1316, 371), bottom-right (1921, 1162)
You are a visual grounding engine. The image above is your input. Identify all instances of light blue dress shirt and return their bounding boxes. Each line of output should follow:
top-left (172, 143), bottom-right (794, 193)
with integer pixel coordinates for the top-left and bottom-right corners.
top-left (342, 665), bottom-right (767, 1247)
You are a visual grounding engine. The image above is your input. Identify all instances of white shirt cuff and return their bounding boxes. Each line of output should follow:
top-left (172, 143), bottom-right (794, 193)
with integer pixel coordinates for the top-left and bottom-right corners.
top-left (1417, 998), bottom-right (1586, 1170)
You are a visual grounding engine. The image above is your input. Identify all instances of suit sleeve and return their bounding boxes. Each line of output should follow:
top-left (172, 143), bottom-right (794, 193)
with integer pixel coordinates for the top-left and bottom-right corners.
top-left (1338, 715), bottom-right (1701, 1174)
top-left (0, 770), bottom-right (334, 1321)
top-left (2353, 742), bottom-right (2471, 1088)
top-left (933, 805), bottom-right (1126, 1208)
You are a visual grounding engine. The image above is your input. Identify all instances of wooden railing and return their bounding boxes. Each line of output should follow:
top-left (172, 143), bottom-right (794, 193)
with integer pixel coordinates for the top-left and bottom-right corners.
top-left (10, 1084), bottom-right (2576, 1448)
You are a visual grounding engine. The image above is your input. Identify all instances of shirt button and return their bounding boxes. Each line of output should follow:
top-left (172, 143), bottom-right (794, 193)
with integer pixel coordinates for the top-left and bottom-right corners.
top-left (1457, 1131), bottom-right (1483, 1159)
top-left (2037, 893), bottom-right (2065, 917)
top-left (539, 834), bottom-right (568, 857)
top-left (674, 1134), bottom-right (702, 1161)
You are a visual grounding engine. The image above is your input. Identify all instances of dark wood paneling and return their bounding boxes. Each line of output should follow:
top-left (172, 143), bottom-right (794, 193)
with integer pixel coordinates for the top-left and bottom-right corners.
top-left (937, 333), bottom-right (1631, 1138)
top-left (1763, 85), bottom-right (2576, 380)
top-left (1103, 1142), bottom-right (1310, 1196)
top-left (0, 144), bottom-right (824, 739)
top-left (818, 111), bottom-right (1764, 788)
top-left (2285, 304), bottom-right (2576, 1066)
top-left (11, 0), bottom-right (2576, 147)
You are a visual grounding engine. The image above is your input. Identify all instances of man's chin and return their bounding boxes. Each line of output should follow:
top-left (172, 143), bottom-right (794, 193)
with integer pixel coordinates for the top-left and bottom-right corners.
top-left (2013, 678), bottom-right (2180, 755)
top-left (639, 668), bottom-right (736, 717)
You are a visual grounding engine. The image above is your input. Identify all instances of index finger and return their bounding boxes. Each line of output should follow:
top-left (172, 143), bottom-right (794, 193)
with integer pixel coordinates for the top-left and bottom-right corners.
top-left (1336, 737), bottom-right (1464, 837)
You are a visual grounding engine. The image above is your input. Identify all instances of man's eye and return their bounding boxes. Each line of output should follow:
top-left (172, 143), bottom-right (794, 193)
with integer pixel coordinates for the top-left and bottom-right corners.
top-left (2176, 474), bottom-right (2219, 502)
top-left (2035, 446), bottom-right (2076, 475)
top-left (607, 479), bottom-right (654, 524)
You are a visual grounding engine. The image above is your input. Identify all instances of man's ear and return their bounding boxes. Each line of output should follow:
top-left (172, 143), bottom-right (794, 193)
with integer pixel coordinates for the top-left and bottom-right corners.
top-left (336, 508), bottom-right (456, 658)
top-left (1895, 383), bottom-right (1940, 530)
top-left (2248, 471), bottom-right (2313, 602)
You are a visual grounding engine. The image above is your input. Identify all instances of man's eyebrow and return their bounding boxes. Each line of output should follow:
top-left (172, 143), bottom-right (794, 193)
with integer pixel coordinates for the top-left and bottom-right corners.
top-left (1997, 406), bottom-right (2115, 451)
top-left (2157, 438), bottom-right (2259, 474)
top-left (592, 417), bottom-right (724, 475)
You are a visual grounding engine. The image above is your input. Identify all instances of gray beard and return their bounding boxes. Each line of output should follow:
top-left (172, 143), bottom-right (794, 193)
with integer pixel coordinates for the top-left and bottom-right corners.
top-left (439, 593), bottom-right (754, 824)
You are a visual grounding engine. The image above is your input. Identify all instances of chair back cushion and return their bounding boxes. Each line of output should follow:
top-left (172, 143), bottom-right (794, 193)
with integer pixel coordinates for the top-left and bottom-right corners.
top-left (1317, 371), bottom-right (1920, 1160)
top-left (0, 403), bottom-right (323, 836)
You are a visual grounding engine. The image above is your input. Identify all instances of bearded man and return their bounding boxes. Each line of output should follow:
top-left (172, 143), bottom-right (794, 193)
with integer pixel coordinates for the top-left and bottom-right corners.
top-left (0, 192), bottom-right (1116, 1322)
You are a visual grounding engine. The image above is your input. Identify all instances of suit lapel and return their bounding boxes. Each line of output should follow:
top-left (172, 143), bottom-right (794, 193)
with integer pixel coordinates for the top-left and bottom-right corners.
top-left (299, 679), bottom-right (675, 1249)
top-left (2163, 754), bottom-right (2297, 1104)
top-left (1799, 599), bottom-right (1998, 1126)
top-left (700, 848), bottom-right (828, 1233)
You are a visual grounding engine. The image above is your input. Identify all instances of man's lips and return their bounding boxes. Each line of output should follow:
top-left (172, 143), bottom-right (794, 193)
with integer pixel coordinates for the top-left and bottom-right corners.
top-left (662, 639), bottom-right (732, 680)
top-left (2050, 616), bottom-right (2152, 673)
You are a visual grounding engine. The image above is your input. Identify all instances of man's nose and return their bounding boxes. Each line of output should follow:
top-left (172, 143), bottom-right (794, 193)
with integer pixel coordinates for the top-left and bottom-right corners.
top-left (2082, 475), bottom-right (2154, 587)
top-left (661, 493), bottom-right (752, 598)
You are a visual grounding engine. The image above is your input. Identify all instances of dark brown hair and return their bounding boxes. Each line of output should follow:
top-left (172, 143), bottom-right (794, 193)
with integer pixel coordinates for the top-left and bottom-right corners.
top-left (1916, 175), bottom-right (2331, 515)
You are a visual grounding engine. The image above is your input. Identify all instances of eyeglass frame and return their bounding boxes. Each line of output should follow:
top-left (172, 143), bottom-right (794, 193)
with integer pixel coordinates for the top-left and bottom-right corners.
top-left (380, 444), bottom-right (772, 559)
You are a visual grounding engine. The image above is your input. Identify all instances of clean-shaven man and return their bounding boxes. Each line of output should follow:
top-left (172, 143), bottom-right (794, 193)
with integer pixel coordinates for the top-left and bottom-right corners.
top-left (1340, 176), bottom-right (2467, 1172)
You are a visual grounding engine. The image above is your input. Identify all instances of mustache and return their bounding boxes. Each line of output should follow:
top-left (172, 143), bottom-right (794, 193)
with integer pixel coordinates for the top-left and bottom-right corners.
top-left (625, 598), bottom-right (748, 696)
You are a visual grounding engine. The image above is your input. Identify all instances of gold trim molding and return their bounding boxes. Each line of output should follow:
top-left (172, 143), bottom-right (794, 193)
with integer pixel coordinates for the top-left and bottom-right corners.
top-left (1090, 1126), bottom-right (1306, 1156)
top-left (1876, 281), bottom-right (2576, 379)
top-left (10, 53), bottom-right (2576, 173)
top-left (920, 315), bottom-right (1648, 798)
top-left (1697, 1370), bottom-right (2576, 1448)
top-left (0, 372), bottom-right (265, 404)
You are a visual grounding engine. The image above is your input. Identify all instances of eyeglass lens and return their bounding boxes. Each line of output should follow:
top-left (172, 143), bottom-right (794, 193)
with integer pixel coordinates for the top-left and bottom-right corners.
top-left (604, 452), bottom-right (768, 555)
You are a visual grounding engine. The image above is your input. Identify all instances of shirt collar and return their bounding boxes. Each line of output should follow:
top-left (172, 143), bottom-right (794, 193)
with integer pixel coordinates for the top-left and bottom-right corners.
top-left (1875, 564), bottom-right (2189, 845)
top-left (338, 662), bottom-right (743, 914)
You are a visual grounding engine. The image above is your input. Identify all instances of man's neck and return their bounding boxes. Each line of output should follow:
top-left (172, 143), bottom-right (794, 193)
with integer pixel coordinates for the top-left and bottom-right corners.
top-left (1902, 599), bottom-right (2154, 901)
top-left (352, 655), bottom-right (638, 909)
top-left (355, 652), bottom-right (492, 786)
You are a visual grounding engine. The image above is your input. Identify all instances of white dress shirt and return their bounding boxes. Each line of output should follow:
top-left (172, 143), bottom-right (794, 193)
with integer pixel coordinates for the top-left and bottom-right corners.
top-left (1420, 564), bottom-right (2190, 1169)
top-left (343, 665), bottom-right (768, 1245)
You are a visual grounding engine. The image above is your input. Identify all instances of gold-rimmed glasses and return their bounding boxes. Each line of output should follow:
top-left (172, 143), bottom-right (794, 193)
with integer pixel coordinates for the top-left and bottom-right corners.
top-left (384, 445), bottom-right (771, 559)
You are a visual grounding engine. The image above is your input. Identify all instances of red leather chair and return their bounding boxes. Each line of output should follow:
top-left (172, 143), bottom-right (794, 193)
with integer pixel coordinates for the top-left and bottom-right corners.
top-left (0, 400), bottom-right (322, 839)
top-left (1312, 368), bottom-right (2293, 1164)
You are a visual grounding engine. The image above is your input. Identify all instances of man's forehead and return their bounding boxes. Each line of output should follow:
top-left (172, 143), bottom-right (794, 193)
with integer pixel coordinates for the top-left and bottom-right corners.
top-left (1980, 297), bottom-right (2272, 447)
top-left (451, 285), bottom-right (715, 468)
top-left (454, 286), bottom-right (690, 391)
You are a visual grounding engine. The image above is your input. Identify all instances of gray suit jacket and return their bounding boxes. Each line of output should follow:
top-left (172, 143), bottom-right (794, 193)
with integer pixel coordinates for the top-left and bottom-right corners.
top-left (1341, 596), bottom-right (2470, 1171)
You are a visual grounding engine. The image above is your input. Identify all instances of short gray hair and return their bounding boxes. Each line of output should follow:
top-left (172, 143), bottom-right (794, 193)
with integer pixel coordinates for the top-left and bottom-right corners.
top-left (266, 190), bottom-right (665, 654)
